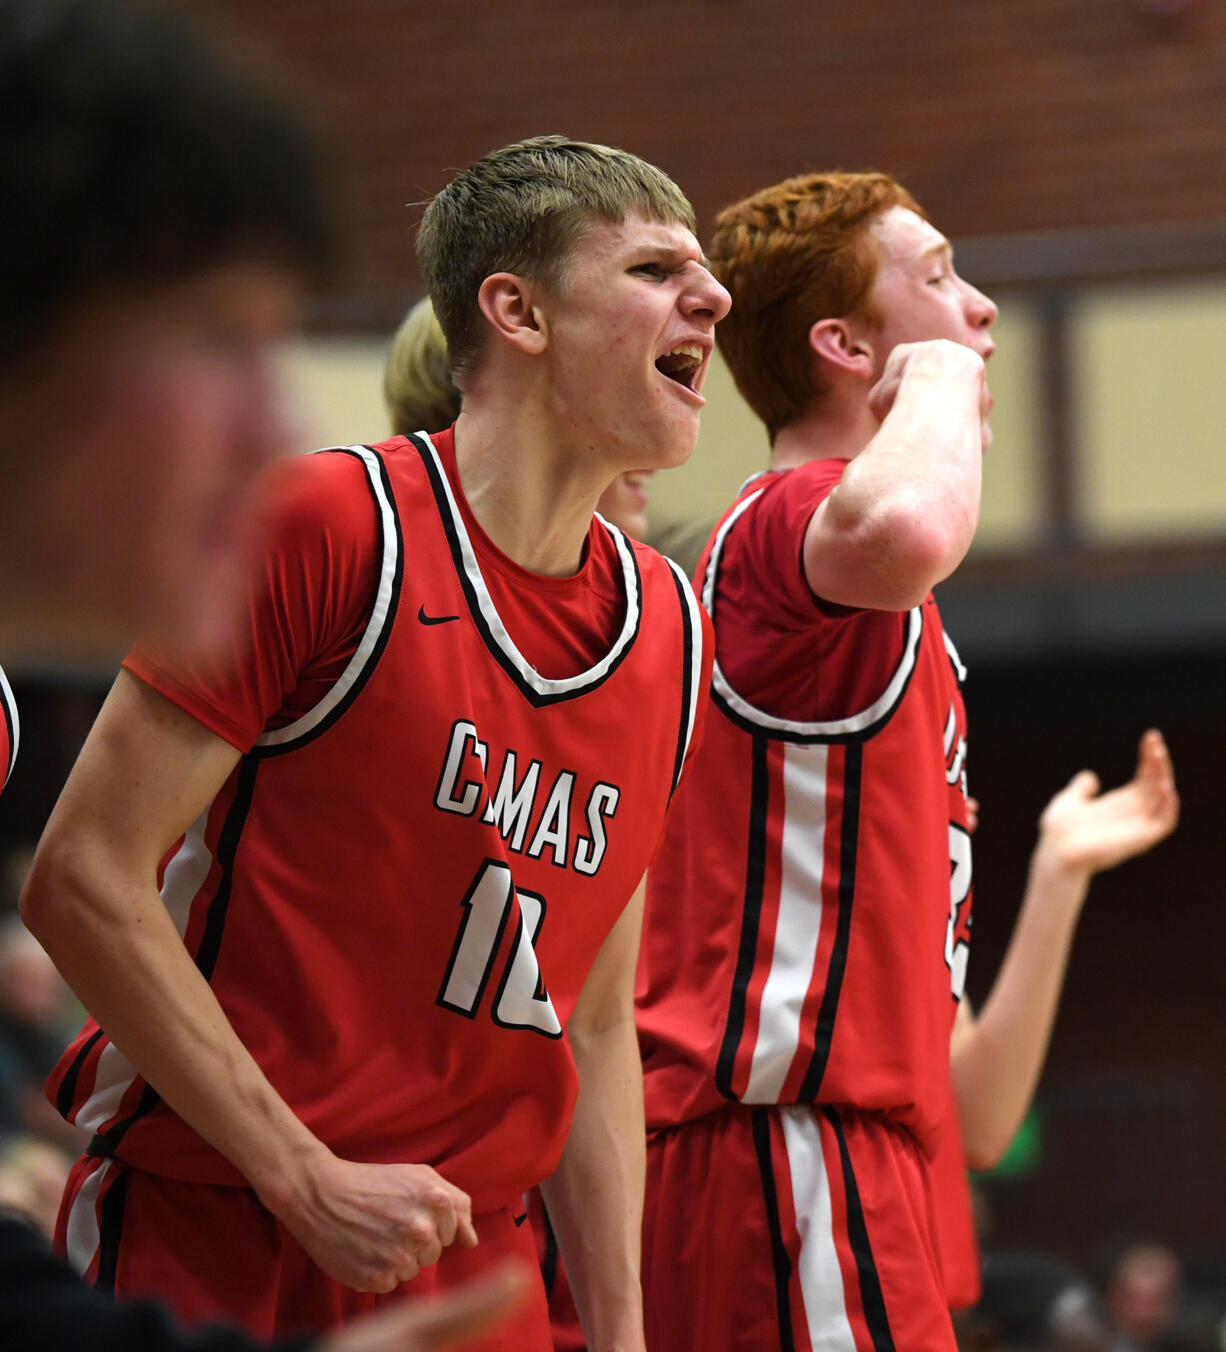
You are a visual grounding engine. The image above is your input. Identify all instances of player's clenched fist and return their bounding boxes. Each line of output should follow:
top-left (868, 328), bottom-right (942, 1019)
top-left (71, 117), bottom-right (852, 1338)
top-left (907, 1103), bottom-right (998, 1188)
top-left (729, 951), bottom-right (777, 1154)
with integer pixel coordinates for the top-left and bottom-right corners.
top-left (868, 338), bottom-right (989, 431)
top-left (267, 1152), bottom-right (479, 1293)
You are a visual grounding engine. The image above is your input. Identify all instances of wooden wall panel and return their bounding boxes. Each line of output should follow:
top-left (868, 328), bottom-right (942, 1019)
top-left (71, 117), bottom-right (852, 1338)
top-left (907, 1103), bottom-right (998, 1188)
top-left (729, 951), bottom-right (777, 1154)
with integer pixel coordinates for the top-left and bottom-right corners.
top-left (189, 0), bottom-right (1226, 312)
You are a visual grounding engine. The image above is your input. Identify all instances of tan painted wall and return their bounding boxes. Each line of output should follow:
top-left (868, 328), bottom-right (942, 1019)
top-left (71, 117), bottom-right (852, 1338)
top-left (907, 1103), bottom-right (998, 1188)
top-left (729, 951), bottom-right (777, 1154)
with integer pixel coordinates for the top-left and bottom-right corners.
top-left (282, 298), bottom-right (1050, 557)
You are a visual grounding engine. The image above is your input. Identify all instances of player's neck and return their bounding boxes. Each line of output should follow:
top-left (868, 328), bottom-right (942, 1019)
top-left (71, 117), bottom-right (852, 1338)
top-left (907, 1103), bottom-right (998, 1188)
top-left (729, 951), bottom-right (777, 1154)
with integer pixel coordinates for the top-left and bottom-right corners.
top-left (770, 394), bottom-right (880, 471)
top-left (450, 405), bottom-right (607, 578)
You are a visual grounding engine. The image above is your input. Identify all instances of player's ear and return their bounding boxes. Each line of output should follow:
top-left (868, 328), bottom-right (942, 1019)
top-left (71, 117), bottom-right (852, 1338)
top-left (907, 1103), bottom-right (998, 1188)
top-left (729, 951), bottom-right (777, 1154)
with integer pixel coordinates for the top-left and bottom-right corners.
top-left (477, 273), bottom-right (548, 356)
top-left (809, 317), bottom-right (874, 380)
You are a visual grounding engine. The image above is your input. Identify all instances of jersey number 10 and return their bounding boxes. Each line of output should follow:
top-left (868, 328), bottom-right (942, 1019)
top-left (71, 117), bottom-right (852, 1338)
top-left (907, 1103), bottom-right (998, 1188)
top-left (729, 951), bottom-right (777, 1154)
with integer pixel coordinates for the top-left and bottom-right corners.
top-left (437, 860), bottom-right (563, 1037)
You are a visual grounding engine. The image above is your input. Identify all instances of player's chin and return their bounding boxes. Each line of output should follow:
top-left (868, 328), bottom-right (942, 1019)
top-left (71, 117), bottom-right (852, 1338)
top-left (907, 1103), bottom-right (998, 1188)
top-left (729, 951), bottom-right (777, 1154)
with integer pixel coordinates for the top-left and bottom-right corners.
top-left (655, 417), bottom-right (701, 469)
top-left (980, 420), bottom-right (993, 453)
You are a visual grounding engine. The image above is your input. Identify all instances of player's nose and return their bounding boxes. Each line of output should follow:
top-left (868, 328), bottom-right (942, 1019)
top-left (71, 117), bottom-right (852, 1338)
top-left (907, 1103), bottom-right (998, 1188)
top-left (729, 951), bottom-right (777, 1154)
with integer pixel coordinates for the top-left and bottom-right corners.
top-left (965, 282), bottom-right (998, 332)
top-left (683, 266), bottom-right (731, 324)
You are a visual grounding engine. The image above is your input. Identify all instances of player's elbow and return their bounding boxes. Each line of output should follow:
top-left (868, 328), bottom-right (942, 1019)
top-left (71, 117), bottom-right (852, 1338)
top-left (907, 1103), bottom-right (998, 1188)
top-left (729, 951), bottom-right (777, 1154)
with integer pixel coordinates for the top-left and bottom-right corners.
top-left (959, 1115), bottom-right (1018, 1173)
top-left (884, 500), bottom-right (978, 603)
top-left (846, 517), bottom-right (967, 612)
top-left (963, 1136), bottom-right (1007, 1174)
top-left (19, 831), bottom-right (109, 952)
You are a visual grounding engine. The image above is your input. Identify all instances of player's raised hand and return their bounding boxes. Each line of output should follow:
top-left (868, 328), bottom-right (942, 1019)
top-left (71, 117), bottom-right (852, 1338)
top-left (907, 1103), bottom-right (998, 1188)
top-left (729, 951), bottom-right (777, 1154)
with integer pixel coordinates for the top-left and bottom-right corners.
top-left (1036, 729), bottom-right (1179, 877)
top-left (270, 1154), bottom-right (479, 1294)
top-left (321, 1259), bottom-right (531, 1352)
top-left (867, 338), bottom-right (988, 430)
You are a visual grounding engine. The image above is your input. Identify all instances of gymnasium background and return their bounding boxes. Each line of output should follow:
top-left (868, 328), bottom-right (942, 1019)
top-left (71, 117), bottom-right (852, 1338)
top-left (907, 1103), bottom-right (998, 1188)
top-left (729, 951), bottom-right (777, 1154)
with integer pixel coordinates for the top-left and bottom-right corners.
top-left (6, 0), bottom-right (1225, 1281)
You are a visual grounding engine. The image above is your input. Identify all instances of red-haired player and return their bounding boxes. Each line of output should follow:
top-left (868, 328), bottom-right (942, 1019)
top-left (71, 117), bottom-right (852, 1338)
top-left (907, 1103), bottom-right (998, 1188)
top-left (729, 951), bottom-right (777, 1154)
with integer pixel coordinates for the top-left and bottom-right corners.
top-left (635, 172), bottom-right (1176, 1352)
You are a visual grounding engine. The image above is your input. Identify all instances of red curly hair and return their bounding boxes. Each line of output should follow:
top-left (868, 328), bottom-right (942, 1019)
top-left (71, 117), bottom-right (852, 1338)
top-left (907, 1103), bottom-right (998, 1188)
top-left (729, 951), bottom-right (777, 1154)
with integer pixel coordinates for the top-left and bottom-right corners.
top-left (708, 171), bottom-right (923, 441)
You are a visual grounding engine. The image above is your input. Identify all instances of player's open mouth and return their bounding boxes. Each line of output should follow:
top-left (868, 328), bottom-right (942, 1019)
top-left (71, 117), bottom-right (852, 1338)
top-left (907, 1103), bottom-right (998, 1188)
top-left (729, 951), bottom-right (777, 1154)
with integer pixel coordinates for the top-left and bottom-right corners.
top-left (655, 343), bottom-right (703, 392)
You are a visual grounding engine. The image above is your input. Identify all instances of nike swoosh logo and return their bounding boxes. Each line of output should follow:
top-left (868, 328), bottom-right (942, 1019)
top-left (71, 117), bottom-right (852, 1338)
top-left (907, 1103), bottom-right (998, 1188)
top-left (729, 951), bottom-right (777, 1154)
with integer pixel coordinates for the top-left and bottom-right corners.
top-left (512, 1211), bottom-right (528, 1228)
top-left (418, 605), bottom-right (459, 626)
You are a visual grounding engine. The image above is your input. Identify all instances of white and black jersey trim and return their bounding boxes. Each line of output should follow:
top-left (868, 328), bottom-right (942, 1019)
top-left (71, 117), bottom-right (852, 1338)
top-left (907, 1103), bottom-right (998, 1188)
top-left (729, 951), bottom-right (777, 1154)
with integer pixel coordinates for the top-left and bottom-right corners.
top-left (407, 432), bottom-right (644, 709)
top-left (943, 629), bottom-right (967, 686)
top-left (255, 445), bottom-right (404, 756)
top-left (702, 490), bottom-right (922, 745)
top-left (0, 662), bottom-right (17, 788)
top-left (664, 557), bottom-right (704, 802)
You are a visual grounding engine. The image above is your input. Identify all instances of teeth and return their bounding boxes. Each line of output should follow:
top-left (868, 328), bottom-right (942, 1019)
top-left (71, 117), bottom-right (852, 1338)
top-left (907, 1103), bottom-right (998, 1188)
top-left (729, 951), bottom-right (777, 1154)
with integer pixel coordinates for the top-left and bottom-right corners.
top-left (663, 343), bottom-right (702, 364)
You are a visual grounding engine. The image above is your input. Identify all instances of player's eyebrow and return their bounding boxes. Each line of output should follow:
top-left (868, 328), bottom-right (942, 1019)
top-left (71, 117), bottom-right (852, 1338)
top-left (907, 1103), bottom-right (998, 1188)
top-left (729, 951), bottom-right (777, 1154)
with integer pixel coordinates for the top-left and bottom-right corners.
top-left (919, 238), bottom-right (954, 265)
top-left (631, 237), bottom-right (711, 271)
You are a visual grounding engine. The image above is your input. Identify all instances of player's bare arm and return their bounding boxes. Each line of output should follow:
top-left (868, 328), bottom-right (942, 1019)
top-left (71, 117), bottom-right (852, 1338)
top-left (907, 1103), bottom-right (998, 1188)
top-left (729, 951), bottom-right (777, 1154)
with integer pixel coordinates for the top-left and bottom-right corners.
top-left (540, 875), bottom-right (649, 1352)
top-left (19, 670), bottom-right (475, 1292)
top-left (950, 729), bottom-right (1178, 1168)
top-left (802, 339), bottom-right (988, 612)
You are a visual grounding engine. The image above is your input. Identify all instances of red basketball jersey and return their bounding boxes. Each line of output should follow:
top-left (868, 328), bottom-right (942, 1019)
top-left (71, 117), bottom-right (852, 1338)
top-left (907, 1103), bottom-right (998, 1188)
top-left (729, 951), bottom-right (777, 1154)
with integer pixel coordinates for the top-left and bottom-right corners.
top-left (930, 1089), bottom-right (982, 1309)
top-left (0, 662), bottom-right (16, 793)
top-left (638, 459), bottom-right (971, 1159)
top-left (49, 431), bottom-right (711, 1214)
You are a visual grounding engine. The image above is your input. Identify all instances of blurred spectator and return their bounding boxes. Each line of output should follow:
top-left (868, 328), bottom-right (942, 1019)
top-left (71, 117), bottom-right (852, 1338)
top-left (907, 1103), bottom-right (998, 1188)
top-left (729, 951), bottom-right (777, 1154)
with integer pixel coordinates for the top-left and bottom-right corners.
top-left (961, 1250), bottom-right (1108, 1351)
top-left (0, 1133), bottom-right (73, 1239)
top-left (1107, 1244), bottom-right (1184, 1352)
top-left (0, 908), bottom-right (83, 1152)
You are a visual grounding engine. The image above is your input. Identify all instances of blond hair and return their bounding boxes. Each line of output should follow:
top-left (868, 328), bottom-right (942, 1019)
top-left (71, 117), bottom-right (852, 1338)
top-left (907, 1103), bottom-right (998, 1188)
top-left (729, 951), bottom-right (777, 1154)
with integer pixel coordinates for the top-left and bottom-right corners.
top-left (383, 297), bottom-right (460, 435)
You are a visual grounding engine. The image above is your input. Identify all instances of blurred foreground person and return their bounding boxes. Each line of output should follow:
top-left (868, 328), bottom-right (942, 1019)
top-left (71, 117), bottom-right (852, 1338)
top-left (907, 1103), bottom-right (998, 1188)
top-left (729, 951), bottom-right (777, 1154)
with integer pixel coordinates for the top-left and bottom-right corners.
top-left (1, 1), bottom-right (526, 1348)
top-left (0, 1221), bottom-right (529, 1352)
top-left (0, 0), bottom-right (339, 663)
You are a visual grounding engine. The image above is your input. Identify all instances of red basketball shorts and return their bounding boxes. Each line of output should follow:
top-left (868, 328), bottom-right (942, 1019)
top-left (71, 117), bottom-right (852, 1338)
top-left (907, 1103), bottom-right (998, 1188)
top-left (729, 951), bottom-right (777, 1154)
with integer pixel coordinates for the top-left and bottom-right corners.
top-left (55, 1153), bottom-right (552, 1350)
top-left (642, 1104), bottom-right (956, 1352)
top-left (525, 1186), bottom-right (587, 1351)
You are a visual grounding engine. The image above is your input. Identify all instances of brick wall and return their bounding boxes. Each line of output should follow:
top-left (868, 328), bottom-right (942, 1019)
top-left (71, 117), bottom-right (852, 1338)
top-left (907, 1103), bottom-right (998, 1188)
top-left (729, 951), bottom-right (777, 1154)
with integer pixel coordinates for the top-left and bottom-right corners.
top-left (191, 0), bottom-right (1226, 311)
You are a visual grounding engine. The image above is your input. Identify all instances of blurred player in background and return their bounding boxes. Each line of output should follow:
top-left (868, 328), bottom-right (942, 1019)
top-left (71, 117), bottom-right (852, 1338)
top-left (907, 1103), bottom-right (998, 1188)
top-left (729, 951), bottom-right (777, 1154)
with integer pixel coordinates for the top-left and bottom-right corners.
top-left (22, 135), bottom-right (728, 1350)
top-left (0, 1), bottom-right (526, 1348)
top-left (635, 170), bottom-right (1177, 1351)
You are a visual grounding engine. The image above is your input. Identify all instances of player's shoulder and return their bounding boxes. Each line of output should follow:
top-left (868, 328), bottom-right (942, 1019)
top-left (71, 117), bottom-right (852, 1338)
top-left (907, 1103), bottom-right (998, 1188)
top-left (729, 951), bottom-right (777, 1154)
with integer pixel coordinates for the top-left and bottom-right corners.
top-left (751, 456), bottom-right (848, 510)
top-left (256, 445), bottom-right (384, 550)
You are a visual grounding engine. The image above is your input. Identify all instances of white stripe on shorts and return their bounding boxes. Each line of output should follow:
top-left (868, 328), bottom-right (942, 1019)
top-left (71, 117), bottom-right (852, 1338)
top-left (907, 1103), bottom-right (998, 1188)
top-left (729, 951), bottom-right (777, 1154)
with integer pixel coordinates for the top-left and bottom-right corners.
top-left (780, 1105), bottom-right (856, 1351)
top-left (64, 1156), bottom-right (113, 1276)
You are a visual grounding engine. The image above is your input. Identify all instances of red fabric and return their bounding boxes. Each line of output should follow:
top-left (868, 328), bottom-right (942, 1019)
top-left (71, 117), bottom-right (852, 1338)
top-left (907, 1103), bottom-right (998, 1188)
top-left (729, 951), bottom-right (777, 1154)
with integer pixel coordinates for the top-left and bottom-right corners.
top-left (125, 429), bottom-right (635, 750)
top-left (708, 461), bottom-right (909, 725)
top-left (0, 661), bottom-right (17, 792)
top-left (643, 1104), bottom-right (956, 1352)
top-left (929, 1091), bottom-right (983, 1309)
top-left (56, 1155), bottom-right (552, 1348)
top-left (637, 456), bottom-right (976, 1342)
top-left (638, 461), bottom-right (970, 1153)
top-left (50, 432), bottom-right (713, 1220)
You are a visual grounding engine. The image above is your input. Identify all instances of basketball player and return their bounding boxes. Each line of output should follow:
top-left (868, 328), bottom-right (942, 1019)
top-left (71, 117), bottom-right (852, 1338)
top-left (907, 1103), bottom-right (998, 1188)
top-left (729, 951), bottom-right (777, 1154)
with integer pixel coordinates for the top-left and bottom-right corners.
top-left (634, 171), bottom-right (1176, 1351)
top-left (381, 292), bottom-right (652, 1352)
top-left (21, 136), bottom-right (730, 1350)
